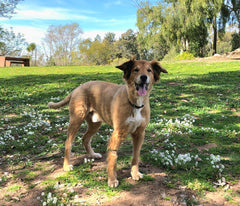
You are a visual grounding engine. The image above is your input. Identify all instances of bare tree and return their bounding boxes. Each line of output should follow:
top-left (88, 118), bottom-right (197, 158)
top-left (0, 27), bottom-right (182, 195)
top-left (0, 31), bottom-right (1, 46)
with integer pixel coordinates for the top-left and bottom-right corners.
top-left (42, 23), bottom-right (82, 66)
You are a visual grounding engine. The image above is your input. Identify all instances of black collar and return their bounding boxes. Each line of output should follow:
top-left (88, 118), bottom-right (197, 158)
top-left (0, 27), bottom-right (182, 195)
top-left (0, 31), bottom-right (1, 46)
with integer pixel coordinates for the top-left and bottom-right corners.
top-left (128, 99), bottom-right (144, 109)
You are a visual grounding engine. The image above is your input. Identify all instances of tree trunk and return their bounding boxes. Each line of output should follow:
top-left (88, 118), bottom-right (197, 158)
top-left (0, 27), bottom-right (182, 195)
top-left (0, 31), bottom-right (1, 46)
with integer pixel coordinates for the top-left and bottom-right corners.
top-left (212, 15), bottom-right (217, 55)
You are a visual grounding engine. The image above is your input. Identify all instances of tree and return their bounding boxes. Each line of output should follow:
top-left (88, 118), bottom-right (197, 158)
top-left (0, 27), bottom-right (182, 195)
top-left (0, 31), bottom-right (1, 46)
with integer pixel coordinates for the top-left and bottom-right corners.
top-left (0, 27), bottom-right (27, 56)
top-left (42, 23), bottom-right (82, 66)
top-left (104, 32), bottom-right (116, 44)
top-left (0, 0), bottom-right (22, 18)
top-left (27, 42), bottom-right (36, 66)
top-left (223, 0), bottom-right (240, 30)
top-left (136, 2), bottom-right (171, 59)
top-left (220, 0), bottom-right (240, 50)
top-left (169, 0), bottom-right (225, 55)
top-left (114, 29), bottom-right (140, 59)
top-left (136, 0), bottom-right (227, 57)
top-left (78, 36), bottom-right (110, 65)
top-left (0, 0), bottom-right (26, 56)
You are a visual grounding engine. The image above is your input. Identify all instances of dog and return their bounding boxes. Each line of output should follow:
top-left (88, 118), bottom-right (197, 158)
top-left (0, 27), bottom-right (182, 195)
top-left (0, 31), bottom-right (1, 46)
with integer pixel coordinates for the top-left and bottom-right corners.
top-left (48, 57), bottom-right (168, 187)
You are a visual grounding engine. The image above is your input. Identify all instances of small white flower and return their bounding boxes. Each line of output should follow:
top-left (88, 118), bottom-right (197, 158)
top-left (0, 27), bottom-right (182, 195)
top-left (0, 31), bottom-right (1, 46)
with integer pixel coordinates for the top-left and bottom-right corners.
top-left (54, 183), bottom-right (59, 189)
top-left (53, 197), bottom-right (57, 204)
top-left (47, 192), bottom-right (52, 199)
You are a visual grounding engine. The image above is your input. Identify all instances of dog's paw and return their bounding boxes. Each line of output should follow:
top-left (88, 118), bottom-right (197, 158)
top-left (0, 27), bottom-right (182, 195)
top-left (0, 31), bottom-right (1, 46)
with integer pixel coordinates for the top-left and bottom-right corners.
top-left (108, 179), bottom-right (119, 188)
top-left (89, 153), bottom-right (102, 159)
top-left (131, 171), bottom-right (143, 181)
top-left (63, 164), bottom-right (73, 172)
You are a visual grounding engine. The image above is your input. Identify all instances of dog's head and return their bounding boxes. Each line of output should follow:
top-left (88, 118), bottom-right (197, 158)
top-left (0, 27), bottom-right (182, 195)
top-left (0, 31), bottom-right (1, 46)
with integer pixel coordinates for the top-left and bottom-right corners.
top-left (116, 57), bottom-right (168, 96)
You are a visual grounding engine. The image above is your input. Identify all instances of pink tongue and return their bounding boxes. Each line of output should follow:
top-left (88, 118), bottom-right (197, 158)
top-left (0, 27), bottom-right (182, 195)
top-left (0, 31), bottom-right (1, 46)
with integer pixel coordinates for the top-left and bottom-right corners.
top-left (138, 85), bottom-right (147, 96)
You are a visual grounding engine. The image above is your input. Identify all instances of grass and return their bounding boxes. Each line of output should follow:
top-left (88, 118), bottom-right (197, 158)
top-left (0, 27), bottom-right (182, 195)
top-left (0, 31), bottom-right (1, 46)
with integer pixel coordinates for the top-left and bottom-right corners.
top-left (0, 61), bottom-right (240, 205)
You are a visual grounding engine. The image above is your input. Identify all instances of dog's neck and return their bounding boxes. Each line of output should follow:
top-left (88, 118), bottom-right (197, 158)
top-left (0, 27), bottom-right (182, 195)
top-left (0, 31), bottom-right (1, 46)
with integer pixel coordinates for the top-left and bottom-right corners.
top-left (128, 98), bottom-right (144, 109)
top-left (127, 90), bottom-right (147, 109)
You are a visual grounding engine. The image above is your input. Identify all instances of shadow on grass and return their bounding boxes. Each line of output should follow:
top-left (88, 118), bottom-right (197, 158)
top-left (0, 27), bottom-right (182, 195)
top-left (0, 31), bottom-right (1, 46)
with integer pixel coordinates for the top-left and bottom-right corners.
top-left (0, 72), bottom-right (123, 108)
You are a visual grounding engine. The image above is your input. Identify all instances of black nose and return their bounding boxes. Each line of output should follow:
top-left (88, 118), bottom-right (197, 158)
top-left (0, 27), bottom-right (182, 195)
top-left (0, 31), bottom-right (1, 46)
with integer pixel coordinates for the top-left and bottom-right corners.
top-left (140, 75), bottom-right (147, 83)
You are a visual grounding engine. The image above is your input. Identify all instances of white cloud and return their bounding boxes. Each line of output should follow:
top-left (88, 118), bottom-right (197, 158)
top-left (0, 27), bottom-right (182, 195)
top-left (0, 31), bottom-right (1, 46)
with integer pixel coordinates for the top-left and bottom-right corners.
top-left (0, 6), bottom-right (129, 26)
top-left (104, 0), bottom-right (122, 8)
top-left (2, 22), bottom-right (126, 47)
top-left (2, 23), bottom-right (46, 45)
top-left (13, 8), bottom-right (91, 21)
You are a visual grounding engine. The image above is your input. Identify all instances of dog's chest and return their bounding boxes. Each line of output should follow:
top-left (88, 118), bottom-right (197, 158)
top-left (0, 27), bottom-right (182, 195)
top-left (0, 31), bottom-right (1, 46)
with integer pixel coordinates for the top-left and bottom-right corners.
top-left (126, 108), bottom-right (145, 133)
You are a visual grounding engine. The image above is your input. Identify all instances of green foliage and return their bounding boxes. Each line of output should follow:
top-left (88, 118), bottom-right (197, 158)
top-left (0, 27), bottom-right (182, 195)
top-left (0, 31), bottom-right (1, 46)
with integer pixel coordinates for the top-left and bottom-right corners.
top-left (231, 32), bottom-right (240, 51)
top-left (136, 2), bottom-right (169, 60)
top-left (162, 46), bottom-right (179, 62)
top-left (0, 27), bottom-right (27, 56)
top-left (175, 51), bottom-right (195, 60)
top-left (79, 29), bottom-right (139, 65)
top-left (136, 0), bottom-right (240, 58)
top-left (217, 31), bottom-right (233, 54)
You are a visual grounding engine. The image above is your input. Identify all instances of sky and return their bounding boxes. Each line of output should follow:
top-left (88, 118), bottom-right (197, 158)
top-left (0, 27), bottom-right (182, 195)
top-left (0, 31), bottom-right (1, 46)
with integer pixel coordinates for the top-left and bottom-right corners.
top-left (0, 0), bottom-right (139, 46)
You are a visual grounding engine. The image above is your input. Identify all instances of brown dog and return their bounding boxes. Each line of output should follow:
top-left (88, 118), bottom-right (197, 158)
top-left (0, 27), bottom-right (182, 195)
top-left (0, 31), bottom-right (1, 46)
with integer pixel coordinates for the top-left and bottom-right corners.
top-left (48, 57), bottom-right (167, 187)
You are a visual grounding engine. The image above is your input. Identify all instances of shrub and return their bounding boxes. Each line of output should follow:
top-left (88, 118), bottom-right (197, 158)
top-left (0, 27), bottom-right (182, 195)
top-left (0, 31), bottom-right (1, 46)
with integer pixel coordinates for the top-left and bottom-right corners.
top-left (110, 58), bottom-right (129, 66)
top-left (175, 51), bottom-right (195, 60)
top-left (231, 32), bottom-right (240, 51)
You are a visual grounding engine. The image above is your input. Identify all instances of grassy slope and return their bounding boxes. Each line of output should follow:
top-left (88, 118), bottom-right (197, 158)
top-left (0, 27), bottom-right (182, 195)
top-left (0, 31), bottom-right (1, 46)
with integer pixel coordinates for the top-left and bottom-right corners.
top-left (0, 61), bottom-right (239, 205)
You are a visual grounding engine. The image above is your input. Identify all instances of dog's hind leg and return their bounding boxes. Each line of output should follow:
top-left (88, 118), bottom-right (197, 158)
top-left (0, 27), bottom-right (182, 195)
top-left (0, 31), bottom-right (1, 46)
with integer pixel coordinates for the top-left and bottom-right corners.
top-left (64, 108), bottom-right (86, 171)
top-left (82, 114), bottom-right (102, 159)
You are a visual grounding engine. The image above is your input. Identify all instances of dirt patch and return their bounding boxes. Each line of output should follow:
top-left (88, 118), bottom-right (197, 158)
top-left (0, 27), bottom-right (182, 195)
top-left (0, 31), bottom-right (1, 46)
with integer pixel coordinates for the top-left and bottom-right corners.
top-left (196, 48), bottom-right (240, 62)
top-left (1, 153), bottom-right (240, 206)
top-left (197, 143), bottom-right (218, 151)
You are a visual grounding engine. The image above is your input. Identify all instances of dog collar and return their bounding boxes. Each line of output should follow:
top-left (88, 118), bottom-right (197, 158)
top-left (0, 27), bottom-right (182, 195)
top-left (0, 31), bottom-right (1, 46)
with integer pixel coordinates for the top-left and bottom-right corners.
top-left (128, 99), bottom-right (144, 109)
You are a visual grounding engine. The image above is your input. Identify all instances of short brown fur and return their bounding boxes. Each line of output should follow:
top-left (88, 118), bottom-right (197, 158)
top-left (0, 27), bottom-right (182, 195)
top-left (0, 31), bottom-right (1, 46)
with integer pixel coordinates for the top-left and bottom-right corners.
top-left (48, 57), bottom-right (167, 187)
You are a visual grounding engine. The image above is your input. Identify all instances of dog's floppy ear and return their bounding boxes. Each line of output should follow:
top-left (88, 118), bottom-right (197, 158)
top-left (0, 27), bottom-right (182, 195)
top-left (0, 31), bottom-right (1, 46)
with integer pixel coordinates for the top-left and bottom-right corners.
top-left (116, 57), bottom-right (135, 80)
top-left (150, 60), bottom-right (168, 82)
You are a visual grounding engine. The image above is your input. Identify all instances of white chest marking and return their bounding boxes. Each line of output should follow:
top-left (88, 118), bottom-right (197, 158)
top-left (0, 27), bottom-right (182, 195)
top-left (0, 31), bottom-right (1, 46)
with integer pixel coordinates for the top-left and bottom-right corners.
top-left (126, 97), bottom-right (145, 133)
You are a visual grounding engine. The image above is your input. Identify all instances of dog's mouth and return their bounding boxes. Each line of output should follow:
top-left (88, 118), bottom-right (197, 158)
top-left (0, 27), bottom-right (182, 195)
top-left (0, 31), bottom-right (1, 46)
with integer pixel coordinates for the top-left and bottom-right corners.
top-left (135, 83), bottom-right (149, 96)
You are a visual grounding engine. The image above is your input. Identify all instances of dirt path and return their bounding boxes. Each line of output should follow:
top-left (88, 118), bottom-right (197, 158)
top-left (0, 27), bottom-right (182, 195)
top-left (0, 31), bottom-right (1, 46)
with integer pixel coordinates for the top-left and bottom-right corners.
top-left (2, 153), bottom-right (240, 206)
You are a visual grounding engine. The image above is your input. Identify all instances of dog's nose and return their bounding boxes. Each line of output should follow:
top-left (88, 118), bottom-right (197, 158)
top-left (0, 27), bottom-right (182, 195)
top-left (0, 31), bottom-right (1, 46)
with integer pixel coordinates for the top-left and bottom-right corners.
top-left (140, 75), bottom-right (147, 83)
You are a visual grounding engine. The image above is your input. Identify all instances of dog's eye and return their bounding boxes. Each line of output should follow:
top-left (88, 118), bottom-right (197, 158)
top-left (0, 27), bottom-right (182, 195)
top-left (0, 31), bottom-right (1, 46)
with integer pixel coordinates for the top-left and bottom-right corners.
top-left (147, 69), bottom-right (152, 72)
top-left (134, 68), bottom-right (139, 72)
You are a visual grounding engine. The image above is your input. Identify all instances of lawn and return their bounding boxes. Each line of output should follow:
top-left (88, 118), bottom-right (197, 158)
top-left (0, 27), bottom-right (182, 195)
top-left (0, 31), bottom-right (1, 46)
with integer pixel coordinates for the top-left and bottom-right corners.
top-left (0, 61), bottom-right (240, 205)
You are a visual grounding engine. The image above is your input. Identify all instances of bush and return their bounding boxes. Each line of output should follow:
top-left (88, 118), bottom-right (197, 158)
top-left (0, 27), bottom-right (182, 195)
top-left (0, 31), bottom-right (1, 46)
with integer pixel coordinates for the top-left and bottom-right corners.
top-left (231, 32), bottom-right (240, 51)
top-left (110, 58), bottom-right (129, 66)
top-left (175, 51), bottom-right (195, 60)
top-left (162, 47), bottom-right (178, 62)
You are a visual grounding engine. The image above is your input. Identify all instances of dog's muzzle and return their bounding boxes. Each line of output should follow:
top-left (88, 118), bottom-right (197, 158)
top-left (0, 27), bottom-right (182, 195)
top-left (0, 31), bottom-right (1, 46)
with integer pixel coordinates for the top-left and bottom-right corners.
top-left (135, 75), bottom-right (149, 96)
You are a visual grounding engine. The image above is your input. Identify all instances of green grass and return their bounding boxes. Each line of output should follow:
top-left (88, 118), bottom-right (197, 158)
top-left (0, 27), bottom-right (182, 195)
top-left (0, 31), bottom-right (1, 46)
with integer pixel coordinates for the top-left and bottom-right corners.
top-left (0, 61), bottom-right (240, 205)
top-left (7, 184), bottom-right (22, 192)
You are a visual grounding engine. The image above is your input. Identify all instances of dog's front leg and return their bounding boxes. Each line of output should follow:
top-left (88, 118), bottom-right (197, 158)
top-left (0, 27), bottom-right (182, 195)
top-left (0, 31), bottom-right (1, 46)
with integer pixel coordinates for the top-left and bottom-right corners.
top-left (131, 128), bottom-right (145, 181)
top-left (107, 130), bottom-right (127, 187)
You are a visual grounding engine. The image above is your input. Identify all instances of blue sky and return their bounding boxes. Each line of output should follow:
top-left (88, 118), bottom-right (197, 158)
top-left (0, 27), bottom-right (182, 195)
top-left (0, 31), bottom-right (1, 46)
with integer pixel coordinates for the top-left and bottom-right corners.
top-left (0, 0), bottom-right (139, 45)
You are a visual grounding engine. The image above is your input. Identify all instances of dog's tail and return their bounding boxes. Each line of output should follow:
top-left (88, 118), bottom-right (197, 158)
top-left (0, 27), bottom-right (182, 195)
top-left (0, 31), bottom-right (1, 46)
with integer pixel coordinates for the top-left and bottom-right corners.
top-left (48, 93), bottom-right (71, 109)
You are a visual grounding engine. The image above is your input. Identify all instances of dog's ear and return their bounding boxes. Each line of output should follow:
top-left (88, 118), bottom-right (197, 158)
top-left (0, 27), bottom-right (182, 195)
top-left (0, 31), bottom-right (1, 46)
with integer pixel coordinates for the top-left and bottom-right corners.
top-left (116, 58), bottom-right (135, 80)
top-left (150, 60), bottom-right (168, 82)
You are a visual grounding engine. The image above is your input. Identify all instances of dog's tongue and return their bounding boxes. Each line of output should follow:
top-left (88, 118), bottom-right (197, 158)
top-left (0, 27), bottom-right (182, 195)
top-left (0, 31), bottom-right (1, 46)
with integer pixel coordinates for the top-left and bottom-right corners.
top-left (138, 84), bottom-right (147, 96)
